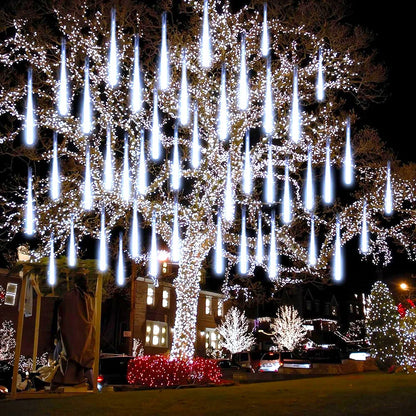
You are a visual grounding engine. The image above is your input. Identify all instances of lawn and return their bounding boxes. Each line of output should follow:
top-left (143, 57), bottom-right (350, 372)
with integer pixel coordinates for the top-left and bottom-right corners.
top-left (1, 372), bottom-right (416, 416)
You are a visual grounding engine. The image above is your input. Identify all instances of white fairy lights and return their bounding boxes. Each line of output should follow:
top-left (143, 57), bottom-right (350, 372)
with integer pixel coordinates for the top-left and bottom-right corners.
top-left (1, 0), bottom-right (415, 361)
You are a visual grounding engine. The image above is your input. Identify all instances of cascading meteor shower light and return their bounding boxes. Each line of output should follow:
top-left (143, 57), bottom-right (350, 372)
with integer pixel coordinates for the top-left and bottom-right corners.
top-left (131, 35), bottom-right (143, 113)
top-left (256, 213), bottom-right (264, 264)
top-left (384, 161), bottom-right (393, 215)
top-left (83, 144), bottom-right (93, 210)
top-left (282, 158), bottom-right (292, 224)
top-left (214, 212), bottom-right (224, 275)
top-left (24, 68), bottom-right (36, 146)
top-left (171, 124), bottom-right (181, 191)
top-left (121, 134), bottom-right (131, 202)
top-left (238, 32), bottom-right (249, 111)
top-left (316, 47), bottom-right (325, 102)
top-left (289, 66), bottom-right (301, 143)
top-left (58, 38), bottom-right (69, 116)
top-left (333, 216), bottom-right (343, 282)
top-left (116, 233), bottom-right (125, 286)
top-left (81, 58), bottom-right (93, 135)
top-left (343, 117), bottom-right (354, 186)
top-left (191, 106), bottom-right (200, 169)
top-left (261, 3), bottom-right (269, 57)
top-left (308, 215), bottom-right (317, 267)
top-left (68, 214), bottom-right (77, 268)
top-left (304, 145), bottom-right (315, 212)
top-left (98, 208), bottom-right (108, 273)
top-left (263, 56), bottom-right (274, 135)
top-left (268, 211), bottom-right (278, 280)
top-left (48, 234), bottom-right (57, 286)
top-left (159, 12), bottom-right (169, 91)
top-left (149, 212), bottom-right (159, 278)
top-left (200, 0), bottom-right (212, 69)
top-left (24, 167), bottom-right (36, 236)
top-left (239, 207), bottom-right (248, 275)
top-left (360, 200), bottom-right (369, 254)
top-left (323, 138), bottom-right (334, 205)
top-left (137, 129), bottom-right (148, 195)
top-left (265, 139), bottom-right (275, 204)
top-left (242, 130), bottom-right (252, 195)
top-left (179, 48), bottom-right (189, 125)
top-left (50, 132), bottom-right (60, 201)
top-left (151, 88), bottom-right (161, 161)
top-left (218, 63), bottom-right (229, 140)
top-left (130, 201), bottom-right (140, 260)
top-left (107, 8), bottom-right (118, 88)
top-left (103, 125), bottom-right (113, 192)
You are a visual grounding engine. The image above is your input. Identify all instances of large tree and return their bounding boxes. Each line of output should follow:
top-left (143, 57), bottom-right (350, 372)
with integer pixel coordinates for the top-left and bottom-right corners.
top-left (0, 0), bottom-right (415, 360)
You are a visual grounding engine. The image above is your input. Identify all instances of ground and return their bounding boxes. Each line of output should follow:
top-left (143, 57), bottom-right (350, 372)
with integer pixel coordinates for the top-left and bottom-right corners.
top-left (1, 372), bottom-right (416, 415)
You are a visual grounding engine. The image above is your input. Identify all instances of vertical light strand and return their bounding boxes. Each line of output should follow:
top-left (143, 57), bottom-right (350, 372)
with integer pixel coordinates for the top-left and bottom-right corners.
top-left (81, 58), bottom-right (93, 135)
top-left (116, 233), bottom-right (125, 286)
top-left (261, 3), bottom-right (269, 57)
top-left (83, 144), bottom-right (93, 210)
top-left (323, 138), bottom-right (333, 205)
top-left (218, 63), bottom-right (229, 140)
top-left (256, 213), bottom-right (264, 264)
top-left (384, 161), bottom-right (393, 215)
top-left (242, 130), bottom-right (252, 195)
top-left (121, 133), bottom-right (131, 202)
top-left (200, 0), bottom-right (212, 68)
top-left (239, 207), bottom-right (248, 275)
top-left (98, 208), bottom-right (108, 272)
top-left (108, 8), bottom-right (118, 87)
top-left (191, 106), bottom-right (200, 169)
top-left (360, 200), bottom-right (369, 254)
top-left (179, 48), bottom-right (189, 125)
top-left (159, 12), bottom-right (169, 91)
top-left (343, 117), bottom-right (354, 186)
top-left (304, 145), bottom-right (314, 212)
top-left (130, 201), bottom-right (140, 260)
top-left (137, 129), bottom-right (147, 195)
top-left (223, 155), bottom-right (234, 222)
top-left (238, 32), bottom-right (249, 110)
top-left (171, 198), bottom-right (181, 263)
top-left (333, 216), bottom-right (343, 282)
top-left (268, 211), bottom-right (278, 280)
top-left (265, 138), bottom-right (274, 204)
top-left (149, 212), bottom-right (159, 279)
top-left (24, 167), bottom-right (35, 236)
top-left (151, 88), bottom-right (161, 161)
top-left (316, 46), bottom-right (325, 102)
top-left (214, 212), bottom-right (224, 275)
top-left (282, 158), bottom-right (292, 224)
top-left (50, 132), bottom-right (60, 201)
top-left (68, 214), bottom-right (77, 268)
top-left (24, 68), bottom-right (36, 146)
top-left (171, 124), bottom-right (181, 191)
top-left (131, 35), bottom-right (143, 113)
top-left (308, 215), bottom-right (317, 267)
top-left (103, 125), bottom-right (113, 192)
top-left (263, 56), bottom-right (274, 135)
top-left (48, 233), bottom-right (57, 286)
top-left (58, 38), bottom-right (69, 116)
top-left (290, 66), bottom-right (301, 143)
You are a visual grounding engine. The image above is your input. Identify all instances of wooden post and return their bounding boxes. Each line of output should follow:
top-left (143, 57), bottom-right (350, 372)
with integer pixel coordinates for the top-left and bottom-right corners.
top-left (11, 273), bottom-right (28, 399)
top-left (129, 262), bottom-right (137, 355)
top-left (31, 289), bottom-right (42, 372)
top-left (92, 273), bottom-right (103, 393)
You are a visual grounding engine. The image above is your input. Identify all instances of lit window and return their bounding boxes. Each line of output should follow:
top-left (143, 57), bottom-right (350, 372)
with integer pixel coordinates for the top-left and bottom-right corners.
top-left (4, 283), bottom-right (18, 306)
top-left (145, 320), bottom-right (168, 348)
top-left (217, 300), bottom-right (223, 317)
top-left (205, 296), bottom-right (212, 315)
top-left (205, 328), bottom-right (220, 350)
top-left (147, 285), bottom-right (155, 306)
top-left (162, 261), bottom-right (168, 274)
top-left (331, 305), bottom-right (337, 316)
top-left (162, 288), bottom-right (170, 308)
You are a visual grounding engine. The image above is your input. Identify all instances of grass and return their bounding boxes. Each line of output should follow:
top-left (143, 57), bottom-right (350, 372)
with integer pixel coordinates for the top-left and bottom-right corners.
top-left (1, 372), bottom-right (416, 416)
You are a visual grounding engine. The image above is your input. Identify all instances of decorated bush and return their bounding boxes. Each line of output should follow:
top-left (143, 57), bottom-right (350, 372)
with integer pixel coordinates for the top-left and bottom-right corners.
top-left (127, 355), bottom-right (222, 388)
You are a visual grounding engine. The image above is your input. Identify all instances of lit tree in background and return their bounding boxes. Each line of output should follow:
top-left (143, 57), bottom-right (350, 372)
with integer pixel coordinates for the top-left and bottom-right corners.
top-left (270, 305), bottom-right (306, 351)
top-left (0, 320), bottom-right (16, 361)
top-left (366, 281), bottom-right (401, 370)
top-left (0, 0), bottom-right (415, 360)
top-left (217, 306), bottom-right (255, 355)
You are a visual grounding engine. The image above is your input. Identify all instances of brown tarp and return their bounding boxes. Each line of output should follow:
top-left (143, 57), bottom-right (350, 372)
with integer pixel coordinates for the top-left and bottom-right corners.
top-left (52, 287), bottom-right (95, 385)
